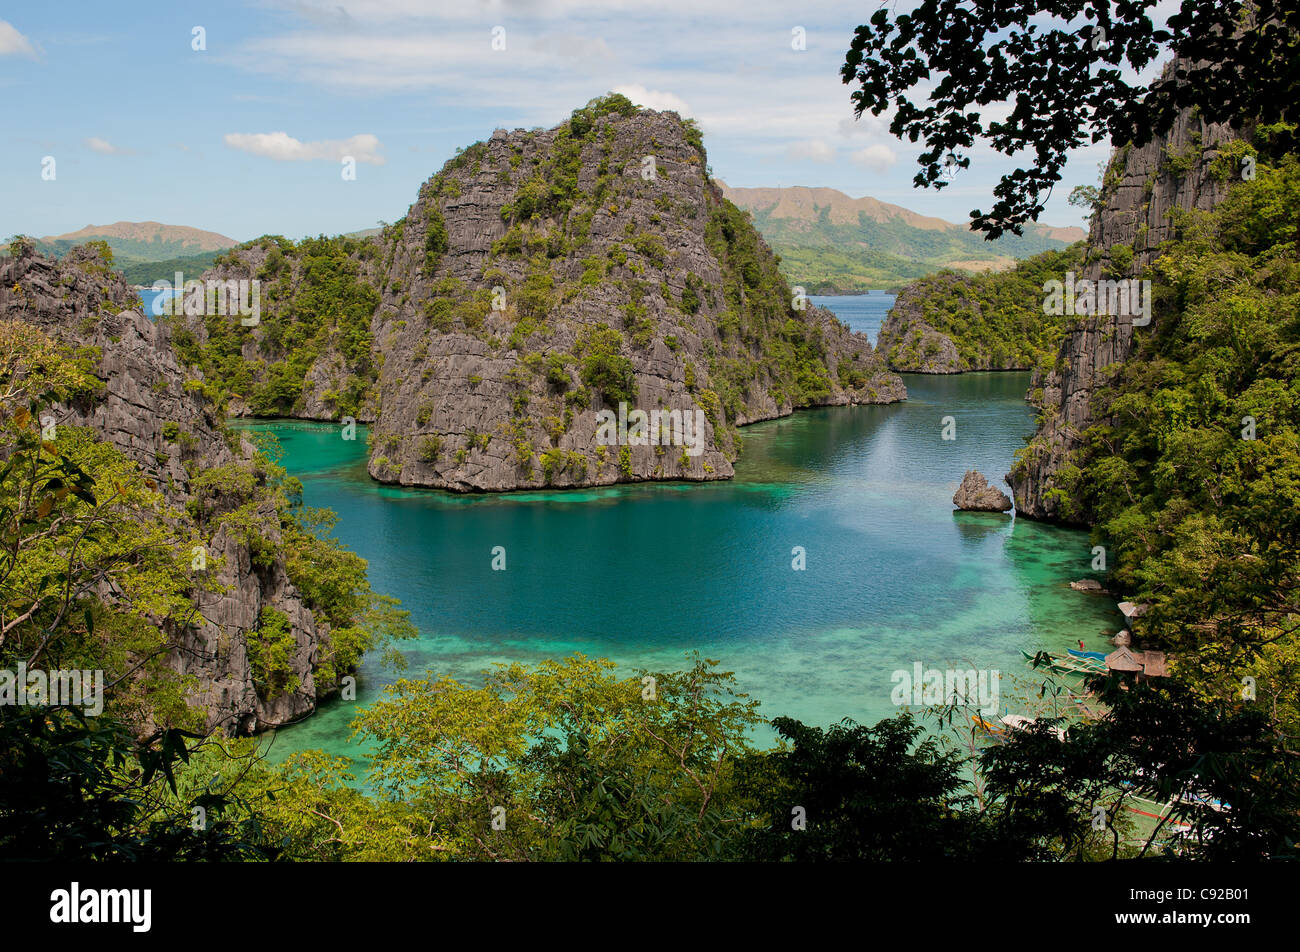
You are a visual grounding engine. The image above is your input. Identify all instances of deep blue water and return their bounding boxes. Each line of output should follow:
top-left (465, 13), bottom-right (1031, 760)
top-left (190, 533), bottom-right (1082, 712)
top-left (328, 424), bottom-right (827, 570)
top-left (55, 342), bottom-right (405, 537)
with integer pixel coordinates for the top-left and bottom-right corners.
top-left (811, 291), bottom-right (894, 346)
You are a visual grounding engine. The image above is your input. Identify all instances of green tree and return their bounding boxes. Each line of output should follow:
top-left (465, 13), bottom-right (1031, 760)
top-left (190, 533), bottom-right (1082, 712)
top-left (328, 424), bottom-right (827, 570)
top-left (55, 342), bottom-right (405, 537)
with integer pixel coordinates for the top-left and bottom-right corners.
top-left (354, 654), bottom-right (761, 860)
top-left (0, 706), bottom-right (276, 861)
top-left (842, 1), bottom-right (1299, 237)
top-left (981, 678), bottom-right (1300, 860)
top-left (736, 714), bottom-right (1023, 861)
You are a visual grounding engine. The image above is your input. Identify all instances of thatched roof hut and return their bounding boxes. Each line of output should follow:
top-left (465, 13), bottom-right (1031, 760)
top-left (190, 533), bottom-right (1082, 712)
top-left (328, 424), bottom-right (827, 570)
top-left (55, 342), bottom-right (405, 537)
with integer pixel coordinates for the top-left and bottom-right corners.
top-left (1105, 646), bottom-right (1145, 672)
top-left (1117, 601), bottom-right (1150, 619)
top-left (1105, 643), bottom-right (1169, 678)
top-left (1139, 650), bottom-right (1169, 678)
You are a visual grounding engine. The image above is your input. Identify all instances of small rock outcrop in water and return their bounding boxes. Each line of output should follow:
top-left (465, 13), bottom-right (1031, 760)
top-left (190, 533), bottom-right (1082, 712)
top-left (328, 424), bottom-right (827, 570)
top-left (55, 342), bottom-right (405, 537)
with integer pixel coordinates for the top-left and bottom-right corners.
top-left (953, 470), bottom-right (1013, 512)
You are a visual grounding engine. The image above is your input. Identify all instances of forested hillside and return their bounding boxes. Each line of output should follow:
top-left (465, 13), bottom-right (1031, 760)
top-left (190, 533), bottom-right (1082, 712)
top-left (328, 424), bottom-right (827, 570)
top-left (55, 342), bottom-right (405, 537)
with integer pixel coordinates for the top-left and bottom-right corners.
top-left (875, 243), bottom-right (1086, 372)
top-left (1014, 132), bottom-right (1300, 721)
top-left (719, 183), bottom-right (1083, 291)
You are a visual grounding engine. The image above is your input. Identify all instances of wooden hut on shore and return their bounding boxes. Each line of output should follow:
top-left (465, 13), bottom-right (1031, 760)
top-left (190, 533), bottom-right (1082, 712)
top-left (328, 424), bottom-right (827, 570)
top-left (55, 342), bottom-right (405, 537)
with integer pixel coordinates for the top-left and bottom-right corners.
top-left (1105, 630), bottom-right (1169, 680)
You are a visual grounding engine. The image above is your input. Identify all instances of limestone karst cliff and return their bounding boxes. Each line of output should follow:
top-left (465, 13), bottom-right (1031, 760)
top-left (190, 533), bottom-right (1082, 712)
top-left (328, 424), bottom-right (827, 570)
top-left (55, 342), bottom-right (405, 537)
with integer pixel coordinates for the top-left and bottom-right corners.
top-left (190, 95), bottom-right (906, 492)
top-left (1, 243), bottom-right (347, 734)
top-left (1008, 63), bottom-right (1243, 521)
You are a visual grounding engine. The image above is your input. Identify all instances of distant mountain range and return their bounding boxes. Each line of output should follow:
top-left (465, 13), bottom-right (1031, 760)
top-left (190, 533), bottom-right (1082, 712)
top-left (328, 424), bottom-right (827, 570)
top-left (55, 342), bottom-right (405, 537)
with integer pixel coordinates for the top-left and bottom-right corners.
top-left (13, 191), bottom-right (1086, 294)
top-left (34, 221), bottom-right (236, 261)
top-left (716, 183), bottom-right (1085, 292)
top-left (22, 222), bottom-right (239, 285)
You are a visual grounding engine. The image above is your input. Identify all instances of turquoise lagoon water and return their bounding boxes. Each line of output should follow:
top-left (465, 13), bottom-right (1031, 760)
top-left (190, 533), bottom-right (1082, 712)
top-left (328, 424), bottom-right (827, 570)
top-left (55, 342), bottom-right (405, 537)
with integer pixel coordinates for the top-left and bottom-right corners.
top-left (248, 301), bottom-right (1120, 763)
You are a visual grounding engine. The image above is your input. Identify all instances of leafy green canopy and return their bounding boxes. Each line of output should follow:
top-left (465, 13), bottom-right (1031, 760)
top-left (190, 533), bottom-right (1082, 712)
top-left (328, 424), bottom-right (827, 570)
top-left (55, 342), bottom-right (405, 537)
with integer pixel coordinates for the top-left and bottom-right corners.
top-left (353, 654), bottom-right (760, 861)
top-left (1, 321), bottom-right (207, 727)
top-left (168, 234), bottom-right (381, 419)
top-left (842, 1), bottom-right (1299, 237)
top-left (1008, 134), bottom-right (1300, 746)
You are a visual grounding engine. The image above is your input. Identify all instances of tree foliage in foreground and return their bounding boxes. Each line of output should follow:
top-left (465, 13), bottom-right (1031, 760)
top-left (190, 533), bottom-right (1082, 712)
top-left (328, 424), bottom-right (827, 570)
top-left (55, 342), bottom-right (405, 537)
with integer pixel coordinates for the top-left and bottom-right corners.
top-left (6, 649), bottom-right (1296, 861)
top-left (737, 714), bottom-right (1025, 860)
top-left (981, 677), bottom-right (1300, 860)
top-left (842, 1), bottom-right (1299, 237)
top-left (354, 654), bottom-right (761, 861)
top-left (0, 705), bottom-right (276, 861)
top-left (0, 309), bottom-right (408, 859)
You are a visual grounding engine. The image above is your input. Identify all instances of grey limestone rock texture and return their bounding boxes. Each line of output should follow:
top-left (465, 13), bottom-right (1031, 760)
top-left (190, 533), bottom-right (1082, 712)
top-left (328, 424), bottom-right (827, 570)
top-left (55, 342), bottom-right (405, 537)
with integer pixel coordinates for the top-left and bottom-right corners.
top-left (0, 245), bottom-right (333, 734)
top-left (201, 106), bottom-right (906, 492)
top-left (364, 110), bottom-right (904, 490)
top-left (952, 470), bottom-right (1013, 512)
top-left (1008, 60), bottom-right (1242, 521)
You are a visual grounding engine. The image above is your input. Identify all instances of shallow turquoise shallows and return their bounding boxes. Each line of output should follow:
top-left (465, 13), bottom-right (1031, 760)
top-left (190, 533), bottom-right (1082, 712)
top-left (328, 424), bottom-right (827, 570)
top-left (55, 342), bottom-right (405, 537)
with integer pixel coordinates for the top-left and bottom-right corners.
top-left (252, 297), bottom-right (1119, 765)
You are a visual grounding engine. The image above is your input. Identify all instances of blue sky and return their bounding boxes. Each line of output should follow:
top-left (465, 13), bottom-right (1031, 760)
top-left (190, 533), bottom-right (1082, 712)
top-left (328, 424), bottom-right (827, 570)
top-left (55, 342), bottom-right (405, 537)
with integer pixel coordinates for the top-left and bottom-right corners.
top-left (1, 0), bottom-right (1147, 243)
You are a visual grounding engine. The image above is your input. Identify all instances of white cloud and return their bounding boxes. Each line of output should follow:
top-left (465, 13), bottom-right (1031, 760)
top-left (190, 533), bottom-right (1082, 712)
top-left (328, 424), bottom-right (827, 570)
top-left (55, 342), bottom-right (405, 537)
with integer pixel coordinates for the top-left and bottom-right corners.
top-left (787, 139), bottom-right (835, 163)
top-left (611, 84), bottom-right (694, 118)
top-left (0, 20), bottom-right (35, 56)
top-left (837, 114), bottom-right (889, 138)
top-left (223, 131), bottom-right (386, 164)
top-left (85, 137), bottom-right (124, 155)
top-left (851, 144), bottom-right (897, 173)
top-left (528, 34), bottom-right (613, 60)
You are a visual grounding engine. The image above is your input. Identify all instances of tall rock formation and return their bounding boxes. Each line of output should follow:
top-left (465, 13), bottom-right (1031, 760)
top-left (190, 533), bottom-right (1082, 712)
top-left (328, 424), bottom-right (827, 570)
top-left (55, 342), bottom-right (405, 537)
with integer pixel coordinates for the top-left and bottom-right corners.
top-left (1, 243), bottom-right (338, 734)
top-left (1009, 65), bottom-right (1243, 521)
top-left (197, 96), bottom-right (905, 492)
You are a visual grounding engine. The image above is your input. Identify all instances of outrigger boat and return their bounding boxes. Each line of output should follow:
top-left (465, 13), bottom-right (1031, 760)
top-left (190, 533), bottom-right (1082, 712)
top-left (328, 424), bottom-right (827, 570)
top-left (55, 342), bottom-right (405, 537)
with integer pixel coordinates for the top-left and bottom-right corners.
top-left (1020, 648), bottom-right (1108, 676)
top-left (971, 712), bottom-right (1067, 742)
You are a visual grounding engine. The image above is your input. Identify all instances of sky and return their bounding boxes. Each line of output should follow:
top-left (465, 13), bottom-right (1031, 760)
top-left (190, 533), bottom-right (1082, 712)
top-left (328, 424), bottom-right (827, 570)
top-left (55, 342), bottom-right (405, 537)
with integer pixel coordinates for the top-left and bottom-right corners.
top-left (0, 0), bottom-right (1168, 243)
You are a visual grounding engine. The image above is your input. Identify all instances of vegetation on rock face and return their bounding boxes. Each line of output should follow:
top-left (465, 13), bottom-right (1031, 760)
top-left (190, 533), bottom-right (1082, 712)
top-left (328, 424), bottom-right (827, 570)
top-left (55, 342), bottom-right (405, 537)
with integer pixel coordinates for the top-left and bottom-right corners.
top-left (0, 323), bottom-right (208, 730)
top-left (1014, 142), bottom-right (1300, 733)
top-left (701, 193), bottom-right (846, 419)
top-left (881, 242), bottom-right (1087, 372)
top-left (0, 317), bottom-right (411, 730)
top-left (147, 93), bottom-right (898, 493)
top-left (345, 92), bottom-right (902, 489)
top-left (0, 290), bottom-right (416, 855)
top-left (575, 323), bottom-right (637, 406)
top-left (167, 234), bottom-right (382, 420)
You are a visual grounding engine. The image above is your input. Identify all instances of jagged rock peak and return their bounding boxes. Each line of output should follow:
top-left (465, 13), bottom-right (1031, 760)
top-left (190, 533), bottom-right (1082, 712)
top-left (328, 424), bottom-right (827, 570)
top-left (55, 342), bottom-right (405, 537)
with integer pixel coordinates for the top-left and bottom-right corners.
top-left (198, 93), bottom-right (906, 492)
